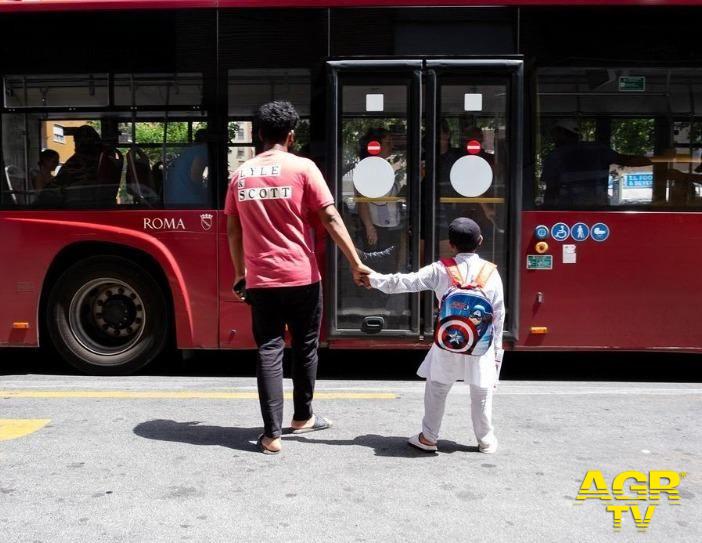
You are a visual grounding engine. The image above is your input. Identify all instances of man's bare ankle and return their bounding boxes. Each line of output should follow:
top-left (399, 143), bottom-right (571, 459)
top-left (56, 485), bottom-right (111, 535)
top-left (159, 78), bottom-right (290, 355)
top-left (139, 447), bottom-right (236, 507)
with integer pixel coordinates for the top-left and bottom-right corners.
top-left (263, 436), bottom-right (282, 451)
top-left (291, 416), bottom-right (314, 429)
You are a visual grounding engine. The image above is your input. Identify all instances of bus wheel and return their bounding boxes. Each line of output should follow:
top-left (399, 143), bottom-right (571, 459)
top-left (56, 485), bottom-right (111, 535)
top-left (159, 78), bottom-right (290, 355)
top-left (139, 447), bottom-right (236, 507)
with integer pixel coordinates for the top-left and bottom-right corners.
top-left (46, 256), bottom-right (169, 375)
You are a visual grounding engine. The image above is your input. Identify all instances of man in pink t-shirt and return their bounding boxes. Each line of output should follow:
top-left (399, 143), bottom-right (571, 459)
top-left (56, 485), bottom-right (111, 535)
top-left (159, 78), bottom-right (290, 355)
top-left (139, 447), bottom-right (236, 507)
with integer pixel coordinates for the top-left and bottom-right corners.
top-left (225, 101), bottom-right (371, 454)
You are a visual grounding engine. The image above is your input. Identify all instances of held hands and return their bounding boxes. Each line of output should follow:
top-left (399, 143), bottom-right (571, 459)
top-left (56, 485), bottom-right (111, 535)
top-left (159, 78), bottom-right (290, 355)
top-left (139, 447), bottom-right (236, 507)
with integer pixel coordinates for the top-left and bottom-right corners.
top-left (352, 262), bottom-right (374, 288)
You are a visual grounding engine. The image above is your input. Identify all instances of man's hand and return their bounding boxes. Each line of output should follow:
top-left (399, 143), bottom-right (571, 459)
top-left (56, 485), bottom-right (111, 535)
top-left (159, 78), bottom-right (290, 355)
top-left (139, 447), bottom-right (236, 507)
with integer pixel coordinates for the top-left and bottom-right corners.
top-left (352, 263), bottom-right (373, 288)
top-left (232, 274), bottom-right (247, 302)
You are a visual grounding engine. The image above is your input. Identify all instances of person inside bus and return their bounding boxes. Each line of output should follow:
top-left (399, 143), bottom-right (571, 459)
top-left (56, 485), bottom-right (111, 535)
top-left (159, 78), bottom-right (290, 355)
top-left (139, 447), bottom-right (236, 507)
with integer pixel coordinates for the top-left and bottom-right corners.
top-left (356, 127), bottom-right (403, 273)
top-left (437, 122), bottom-right (497, 257)
top-left (367, 217), bottom-right (505, 454)
top-left (52, 125), bottom-right (103, 188)
top-left (225, 101), bottom-right (372, 455)
top-left (29, 149), bottom-right (59, 191)
top-left (164, 128), bottom-right (209, 207)
top-left (542, 120), bottom-right (652, 207)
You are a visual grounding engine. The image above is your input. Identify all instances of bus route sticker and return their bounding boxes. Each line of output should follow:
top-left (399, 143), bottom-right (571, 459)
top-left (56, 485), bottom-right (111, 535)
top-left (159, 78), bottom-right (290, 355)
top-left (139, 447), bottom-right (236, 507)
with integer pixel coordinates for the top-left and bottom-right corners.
top-left (527, 254), bottom-right (553, 270)
top-left (591, 223), bottom-right (610, 242)
top-left (551, 222), bottom-right (570, 242)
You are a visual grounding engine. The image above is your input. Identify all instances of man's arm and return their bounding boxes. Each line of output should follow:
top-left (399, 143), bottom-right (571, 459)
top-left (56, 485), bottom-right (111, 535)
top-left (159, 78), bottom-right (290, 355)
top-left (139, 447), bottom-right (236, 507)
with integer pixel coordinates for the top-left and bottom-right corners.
top-left (317, 204), bottom-right (372, 286)
top-left (226, 214), bottom-right (246, 298)
top-left (357, 202), bottom-right (377, 246)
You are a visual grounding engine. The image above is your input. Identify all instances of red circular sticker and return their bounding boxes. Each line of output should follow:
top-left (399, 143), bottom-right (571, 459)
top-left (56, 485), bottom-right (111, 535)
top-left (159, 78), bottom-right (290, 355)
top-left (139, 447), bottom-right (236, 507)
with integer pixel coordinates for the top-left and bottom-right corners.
top-left (367, 140), bottom-right (381, 156)
top-left (466, 140), bottom-right (481, 155)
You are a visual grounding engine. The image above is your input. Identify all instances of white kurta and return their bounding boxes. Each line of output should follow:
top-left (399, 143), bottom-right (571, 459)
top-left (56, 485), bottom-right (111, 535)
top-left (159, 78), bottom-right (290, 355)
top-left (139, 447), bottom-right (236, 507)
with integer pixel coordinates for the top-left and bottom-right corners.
top-left (369, 253), bottom-right (505, 388)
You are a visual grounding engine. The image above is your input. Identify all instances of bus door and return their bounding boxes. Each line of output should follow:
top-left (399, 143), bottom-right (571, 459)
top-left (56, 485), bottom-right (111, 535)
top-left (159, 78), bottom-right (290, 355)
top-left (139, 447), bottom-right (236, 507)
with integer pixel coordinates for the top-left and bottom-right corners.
top-left (327, 60), bottom-right (521, 341)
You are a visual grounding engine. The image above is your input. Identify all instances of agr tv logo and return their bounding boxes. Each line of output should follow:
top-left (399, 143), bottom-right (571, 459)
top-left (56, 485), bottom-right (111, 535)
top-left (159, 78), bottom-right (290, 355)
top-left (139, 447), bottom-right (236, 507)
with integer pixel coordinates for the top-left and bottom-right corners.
top-left (575, 470), bottom-right (686, 532)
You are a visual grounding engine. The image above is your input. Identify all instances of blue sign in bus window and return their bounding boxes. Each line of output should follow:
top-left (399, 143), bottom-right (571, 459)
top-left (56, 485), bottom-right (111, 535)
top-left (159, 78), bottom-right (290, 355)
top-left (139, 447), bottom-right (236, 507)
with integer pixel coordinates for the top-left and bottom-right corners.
top-left (625, 173), bottom-right (653, 188)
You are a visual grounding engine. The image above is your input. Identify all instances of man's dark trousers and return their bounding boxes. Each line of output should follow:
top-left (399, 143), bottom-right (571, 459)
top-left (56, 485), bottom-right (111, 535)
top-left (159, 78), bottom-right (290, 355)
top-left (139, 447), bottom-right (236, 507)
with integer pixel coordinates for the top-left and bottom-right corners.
top-left (247, 281), bottom-right (322, 438)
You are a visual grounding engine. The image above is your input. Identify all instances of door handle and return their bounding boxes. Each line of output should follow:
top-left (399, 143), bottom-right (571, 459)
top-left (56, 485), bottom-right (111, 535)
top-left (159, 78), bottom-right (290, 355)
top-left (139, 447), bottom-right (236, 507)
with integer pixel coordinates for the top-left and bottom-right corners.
top-left (361, 316), bottom-right (385, 335)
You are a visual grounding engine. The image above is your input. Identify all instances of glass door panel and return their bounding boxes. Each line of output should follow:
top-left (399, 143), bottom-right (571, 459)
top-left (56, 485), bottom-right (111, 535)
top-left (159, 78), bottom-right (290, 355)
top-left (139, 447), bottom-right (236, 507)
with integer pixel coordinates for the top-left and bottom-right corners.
top-left (327, 60), bottom-right (521, 340)
top-left (329, 63), bottom-right (421, 336)
top-left (435, 80), bottom-right (508, 271)
top-left (425, 60), bottom-right (521, 340)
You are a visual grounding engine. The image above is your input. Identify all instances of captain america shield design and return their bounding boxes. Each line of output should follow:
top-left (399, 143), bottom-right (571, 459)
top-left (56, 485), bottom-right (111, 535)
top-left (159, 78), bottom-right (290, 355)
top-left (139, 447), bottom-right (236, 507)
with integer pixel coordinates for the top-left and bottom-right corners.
top-left (435, 316), bottom-right (478, 353)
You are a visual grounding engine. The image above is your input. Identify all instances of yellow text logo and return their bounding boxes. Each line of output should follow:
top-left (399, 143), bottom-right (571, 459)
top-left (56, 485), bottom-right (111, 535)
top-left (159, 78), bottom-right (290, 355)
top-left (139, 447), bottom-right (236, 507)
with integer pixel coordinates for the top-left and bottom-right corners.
top-left (575, 470), bottom-right (686, 532)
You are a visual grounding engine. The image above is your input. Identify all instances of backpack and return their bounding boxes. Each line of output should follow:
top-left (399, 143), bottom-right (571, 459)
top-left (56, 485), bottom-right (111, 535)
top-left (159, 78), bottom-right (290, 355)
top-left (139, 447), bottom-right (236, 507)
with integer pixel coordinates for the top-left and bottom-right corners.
top-left (434, 257), bottom-right (496, 356)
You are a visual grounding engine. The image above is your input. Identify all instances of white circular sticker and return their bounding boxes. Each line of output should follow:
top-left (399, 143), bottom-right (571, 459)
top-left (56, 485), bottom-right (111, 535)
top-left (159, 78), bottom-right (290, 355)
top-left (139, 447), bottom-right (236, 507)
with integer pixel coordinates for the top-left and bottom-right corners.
top-left (449, 155), bottom-right (493, 197)
top-left (353, 157), bottom-right (395, 198)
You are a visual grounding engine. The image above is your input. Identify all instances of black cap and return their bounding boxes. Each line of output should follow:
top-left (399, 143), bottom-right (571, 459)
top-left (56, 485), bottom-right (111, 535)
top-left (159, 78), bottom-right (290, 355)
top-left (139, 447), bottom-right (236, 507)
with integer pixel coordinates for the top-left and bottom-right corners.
top-left (448, 217), bottom-right (482, 252)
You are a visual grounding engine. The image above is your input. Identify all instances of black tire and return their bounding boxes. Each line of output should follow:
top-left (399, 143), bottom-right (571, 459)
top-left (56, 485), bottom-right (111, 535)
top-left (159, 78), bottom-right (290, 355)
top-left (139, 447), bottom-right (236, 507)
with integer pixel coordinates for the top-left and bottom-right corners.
top-left (46, 255), bottom-right (169, 375)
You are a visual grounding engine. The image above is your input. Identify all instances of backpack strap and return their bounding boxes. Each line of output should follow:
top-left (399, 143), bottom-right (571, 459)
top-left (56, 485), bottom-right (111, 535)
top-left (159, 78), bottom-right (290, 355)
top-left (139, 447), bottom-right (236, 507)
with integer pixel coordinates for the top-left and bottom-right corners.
top-left (440, 257), bottom-right (464, 287)
top-left (474, 261), bottom-right (497, 288)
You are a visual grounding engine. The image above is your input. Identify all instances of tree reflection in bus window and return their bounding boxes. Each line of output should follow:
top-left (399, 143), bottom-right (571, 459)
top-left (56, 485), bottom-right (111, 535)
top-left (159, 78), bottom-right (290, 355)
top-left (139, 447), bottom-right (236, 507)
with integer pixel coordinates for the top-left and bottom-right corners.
top-left (536, 67), bottom-right (702, 209)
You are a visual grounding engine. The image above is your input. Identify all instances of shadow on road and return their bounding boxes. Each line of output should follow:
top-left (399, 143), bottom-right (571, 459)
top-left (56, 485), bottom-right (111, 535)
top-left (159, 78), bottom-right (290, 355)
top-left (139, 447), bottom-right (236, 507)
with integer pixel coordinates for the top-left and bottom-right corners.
top-left (132, 419), bottom-right (473, 458)
top-left (286, 434), bottom-right (475, 457)
top-left (133, 419), bottom-right (263, 454)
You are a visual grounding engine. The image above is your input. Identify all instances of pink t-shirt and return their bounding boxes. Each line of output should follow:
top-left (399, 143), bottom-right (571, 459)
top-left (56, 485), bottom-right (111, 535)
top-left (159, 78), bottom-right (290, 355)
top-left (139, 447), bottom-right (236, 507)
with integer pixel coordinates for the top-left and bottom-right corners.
top-left (224, 149), bottom-right (334, 289)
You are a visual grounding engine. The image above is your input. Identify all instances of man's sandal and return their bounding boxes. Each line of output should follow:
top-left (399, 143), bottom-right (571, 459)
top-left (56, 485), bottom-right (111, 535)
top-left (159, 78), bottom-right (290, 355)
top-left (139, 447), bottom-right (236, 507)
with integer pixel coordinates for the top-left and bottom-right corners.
top-left (289, 415), bottom-right (333, 434)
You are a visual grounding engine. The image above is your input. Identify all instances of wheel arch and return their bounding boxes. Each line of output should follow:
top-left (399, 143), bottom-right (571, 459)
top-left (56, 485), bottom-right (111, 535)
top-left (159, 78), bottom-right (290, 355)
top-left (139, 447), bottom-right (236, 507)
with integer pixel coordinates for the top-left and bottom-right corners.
top-left (39, 241), bottom-right (178, 349)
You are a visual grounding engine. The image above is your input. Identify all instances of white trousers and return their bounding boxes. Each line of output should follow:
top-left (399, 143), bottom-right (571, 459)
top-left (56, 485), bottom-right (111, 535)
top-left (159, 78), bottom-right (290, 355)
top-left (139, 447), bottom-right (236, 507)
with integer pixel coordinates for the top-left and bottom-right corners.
top-left (421, 380), bottom-right (496, 447)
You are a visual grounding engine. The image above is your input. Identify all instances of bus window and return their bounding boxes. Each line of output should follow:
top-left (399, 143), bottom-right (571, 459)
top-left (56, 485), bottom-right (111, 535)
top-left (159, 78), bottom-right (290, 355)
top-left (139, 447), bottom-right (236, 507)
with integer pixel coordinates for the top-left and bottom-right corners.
top-left (4, 74), bottom-right (109, 109)
top-left (227, 69), bottom-right (312, 174)
top-left (228, 121), bottom-right (256, 175)
top-left (114, 73), bottom-right (203, 107)
top-left (536, 67), bottom-right (702, 209)
top-left (0, 73), bottom-right (211, 210)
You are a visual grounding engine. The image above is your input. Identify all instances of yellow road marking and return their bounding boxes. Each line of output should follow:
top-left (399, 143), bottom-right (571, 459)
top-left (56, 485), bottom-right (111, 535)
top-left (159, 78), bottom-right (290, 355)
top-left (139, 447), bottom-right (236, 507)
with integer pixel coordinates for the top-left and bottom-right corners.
top-left (0, 419), bottom-right (51, 441)
top-left (0, 391), bottom-right (397, 400)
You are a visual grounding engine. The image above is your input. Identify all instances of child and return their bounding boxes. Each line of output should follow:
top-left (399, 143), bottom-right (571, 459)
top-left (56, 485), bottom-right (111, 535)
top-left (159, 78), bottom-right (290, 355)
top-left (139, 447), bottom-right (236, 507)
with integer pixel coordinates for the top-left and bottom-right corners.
top-left (368, 217), bottom-right (505, 453)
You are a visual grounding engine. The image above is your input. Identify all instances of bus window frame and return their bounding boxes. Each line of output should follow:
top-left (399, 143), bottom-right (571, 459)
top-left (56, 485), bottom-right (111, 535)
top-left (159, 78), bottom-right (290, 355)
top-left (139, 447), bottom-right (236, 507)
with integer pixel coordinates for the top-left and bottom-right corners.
top-left (0, 72), bottom-right (216, 211)
top-left (532, 65), bottom-right (702, 212)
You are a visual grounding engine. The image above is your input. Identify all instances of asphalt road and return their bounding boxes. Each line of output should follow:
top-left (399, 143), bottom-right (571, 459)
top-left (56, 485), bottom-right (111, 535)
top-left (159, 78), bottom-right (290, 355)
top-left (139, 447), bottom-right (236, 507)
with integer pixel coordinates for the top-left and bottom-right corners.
top-left (1, 356), bottom-right (701, 543)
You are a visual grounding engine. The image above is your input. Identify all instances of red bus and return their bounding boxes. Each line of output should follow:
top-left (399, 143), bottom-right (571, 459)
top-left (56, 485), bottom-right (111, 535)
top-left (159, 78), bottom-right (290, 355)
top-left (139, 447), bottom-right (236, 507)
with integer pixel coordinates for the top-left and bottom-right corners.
top-left (1, 0), bottom-right (701, 374)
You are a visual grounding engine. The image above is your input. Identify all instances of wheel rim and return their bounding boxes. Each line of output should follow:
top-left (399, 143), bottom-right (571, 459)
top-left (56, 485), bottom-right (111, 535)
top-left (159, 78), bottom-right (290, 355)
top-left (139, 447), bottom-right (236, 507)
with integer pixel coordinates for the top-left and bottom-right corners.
top-left (68, 277), bottom-right (147, 362)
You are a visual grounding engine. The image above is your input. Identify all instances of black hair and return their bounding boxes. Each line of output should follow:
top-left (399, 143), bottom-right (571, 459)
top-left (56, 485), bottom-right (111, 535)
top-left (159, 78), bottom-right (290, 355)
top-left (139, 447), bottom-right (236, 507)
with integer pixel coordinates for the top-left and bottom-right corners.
top-left (449, 235), bottom-right (480, 253)
top-left (193, 128), bottom-right (208, 144)
top-left (39, 149), bottom-right (59, 162)
top-left (255, 101), bottom-right (299, 144)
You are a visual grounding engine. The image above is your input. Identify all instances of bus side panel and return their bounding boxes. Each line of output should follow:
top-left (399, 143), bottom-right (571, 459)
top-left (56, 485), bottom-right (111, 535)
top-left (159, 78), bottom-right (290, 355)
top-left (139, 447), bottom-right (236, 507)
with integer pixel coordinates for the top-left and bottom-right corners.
top-left (0, 214), bottom-right (42, 346)
top-left (0, 211), bottom-right (218, 349)
top-left (518, 211), bottom-right (702, 352)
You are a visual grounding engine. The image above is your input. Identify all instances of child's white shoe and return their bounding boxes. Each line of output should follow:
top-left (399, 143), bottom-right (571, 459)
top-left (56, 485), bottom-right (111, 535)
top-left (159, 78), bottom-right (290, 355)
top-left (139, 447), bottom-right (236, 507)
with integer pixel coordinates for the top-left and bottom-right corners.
top-left (478, 439), bottom-right (498, 454)
top-left (408, 433), bottom-right (438, 452)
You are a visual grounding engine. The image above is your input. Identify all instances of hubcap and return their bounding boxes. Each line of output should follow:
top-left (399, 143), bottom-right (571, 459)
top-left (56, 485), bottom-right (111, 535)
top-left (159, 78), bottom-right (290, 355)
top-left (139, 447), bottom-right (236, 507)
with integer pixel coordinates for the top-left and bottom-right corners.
top-left (68, 278), bottom-right (146, 362)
